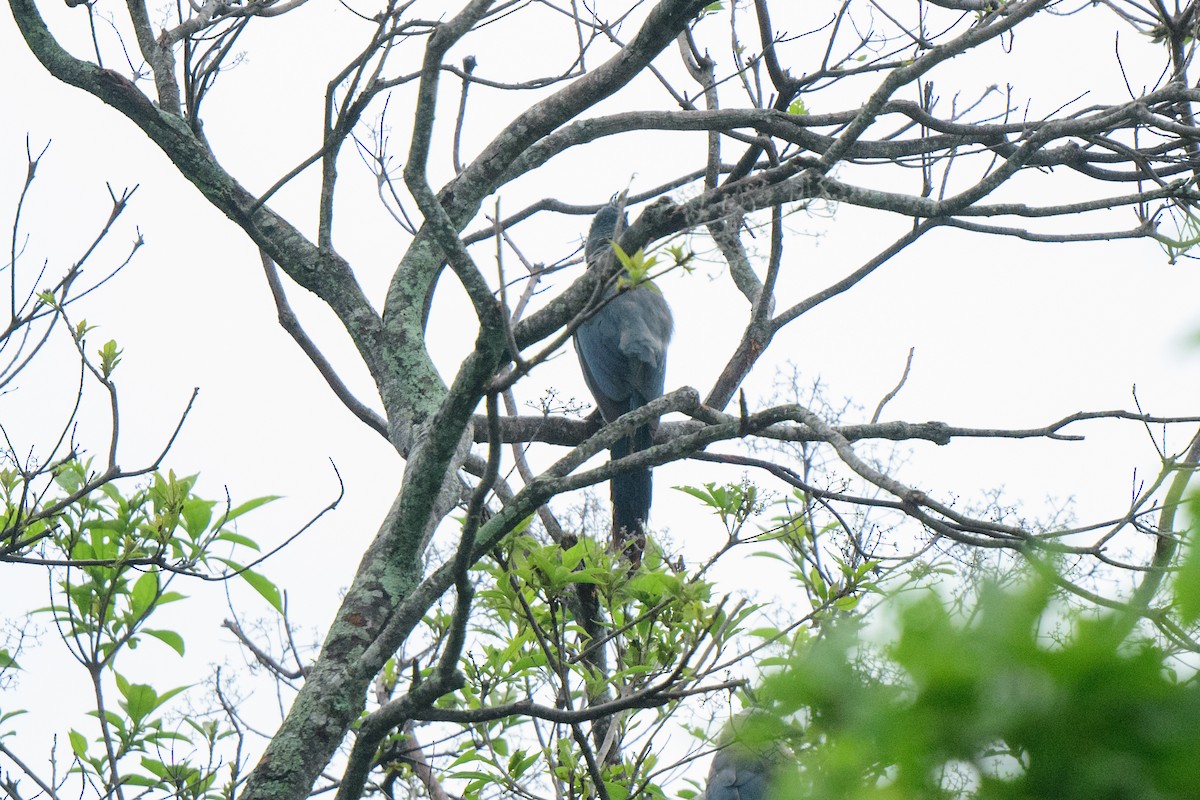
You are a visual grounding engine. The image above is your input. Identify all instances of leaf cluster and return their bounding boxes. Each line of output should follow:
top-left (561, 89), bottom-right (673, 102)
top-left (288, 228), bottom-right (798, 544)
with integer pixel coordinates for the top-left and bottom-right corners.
top-left (758, 580), bottom-right (1200, 799)
top-left (2, 463), bottom-right (276, 799)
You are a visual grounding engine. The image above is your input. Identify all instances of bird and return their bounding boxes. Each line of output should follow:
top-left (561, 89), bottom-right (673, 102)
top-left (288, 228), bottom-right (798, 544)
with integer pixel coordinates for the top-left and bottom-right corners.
top-left (572, 201), bottom-right (673, 565)
top-left (702, 722), bottom-right (791, 800)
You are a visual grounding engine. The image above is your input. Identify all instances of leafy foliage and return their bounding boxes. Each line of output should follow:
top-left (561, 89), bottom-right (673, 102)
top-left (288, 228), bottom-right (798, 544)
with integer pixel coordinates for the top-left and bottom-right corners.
top-left (755, 579), bottom-right (1200, 799)
top-left (378, 527), bottom-right (758, 800)
top-left (2, 462), bottom-right (276, 799)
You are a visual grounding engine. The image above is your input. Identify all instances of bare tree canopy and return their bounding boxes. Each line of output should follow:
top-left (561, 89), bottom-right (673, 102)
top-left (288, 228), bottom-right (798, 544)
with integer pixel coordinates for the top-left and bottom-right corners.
top-left (6, 1), bottom-right (1200, 799)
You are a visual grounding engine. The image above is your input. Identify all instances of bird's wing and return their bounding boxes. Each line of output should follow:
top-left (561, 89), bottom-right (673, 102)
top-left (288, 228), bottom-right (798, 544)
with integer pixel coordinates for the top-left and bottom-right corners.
top-left (573, 322), bottom-right (632, 422)
top-left (611, 288), bottom-right (672, 404)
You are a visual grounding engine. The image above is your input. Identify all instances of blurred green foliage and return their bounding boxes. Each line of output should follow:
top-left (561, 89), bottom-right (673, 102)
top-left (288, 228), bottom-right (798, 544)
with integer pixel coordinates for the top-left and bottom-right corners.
top-left (752, 579), bottom-right (1200, 799)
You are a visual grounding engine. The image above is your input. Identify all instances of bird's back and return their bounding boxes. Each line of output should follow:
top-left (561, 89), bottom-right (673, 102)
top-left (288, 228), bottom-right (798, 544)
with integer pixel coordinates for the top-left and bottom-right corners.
top-left (703, 745), bottom-right (781, 800)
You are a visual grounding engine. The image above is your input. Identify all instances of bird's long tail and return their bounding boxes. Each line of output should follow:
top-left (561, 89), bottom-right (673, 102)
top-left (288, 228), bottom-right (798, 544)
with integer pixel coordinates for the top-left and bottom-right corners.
top-left (610, 423), bottom-right (654, 565)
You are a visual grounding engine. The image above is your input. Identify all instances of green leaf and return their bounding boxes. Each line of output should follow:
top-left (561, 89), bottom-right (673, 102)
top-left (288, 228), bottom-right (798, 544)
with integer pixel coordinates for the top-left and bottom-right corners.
top-left (144, 628), bottom-right (186, 656)
top-left (508, 749), bottom-right (538, 780)
top-left (447, 770), bottom-right (494, 782)
top-left (215, 531), bottom-right (262, 550)
top-left (130, 571), bottom-right (158, 619)
top-left (117, 678), bottom-right (189, 726)
top-left (123, 772), bottom-right (165, 787)
top-left (0, 712), bottom-right (24, 743)
top-left (120, 682), bottom-right (159, 725)
top-left (224, 494), bottom-right (280, 523)
top-left (180, 498), bottom-right (215, 537)
top-left (55, 465), bottom-right (83, 494)
top-left (1176, 544), bottom-right (1200, 626)
top-left (447, 750), bottom-right (485, 769)
top-left (69, 729), bottom-right (89, 758)
top-left (155, 684), bottom-right (191, 707)
top-left (143, 729), bottom-right (190, 744)
top-left (87, 709), bottom-right (125, 732)
top-left (98, 339), bottom-right (123, 377)
top-left (220, 560), bottom-right (283, 614)
top-left (675, 484), bottom-right (719, 506)
top-left (603, 781), bottom-right (631, 800)
top-left (610, 241), bottom-right (658, 284)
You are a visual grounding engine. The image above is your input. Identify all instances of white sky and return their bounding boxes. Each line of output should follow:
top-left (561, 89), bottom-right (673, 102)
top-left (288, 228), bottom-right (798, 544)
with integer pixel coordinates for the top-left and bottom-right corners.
top-left (3, 0), bottom-right (1200, 790)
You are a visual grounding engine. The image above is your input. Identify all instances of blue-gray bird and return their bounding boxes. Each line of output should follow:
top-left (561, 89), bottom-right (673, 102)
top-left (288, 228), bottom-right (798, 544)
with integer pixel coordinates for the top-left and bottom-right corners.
top-left (702, 743), bottom-right (780, 800)
top-left (703, 712), bottom-right (795, 800)
top-left (573, 203), bottom-right (673, 563)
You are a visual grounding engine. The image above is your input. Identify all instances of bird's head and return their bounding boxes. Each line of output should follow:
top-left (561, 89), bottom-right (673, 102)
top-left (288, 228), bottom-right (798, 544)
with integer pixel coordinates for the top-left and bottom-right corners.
top-left (585, 203), bottom-right (628, 267)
